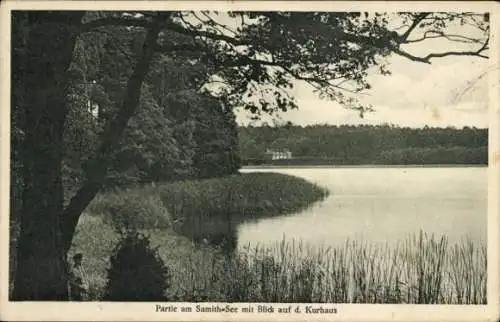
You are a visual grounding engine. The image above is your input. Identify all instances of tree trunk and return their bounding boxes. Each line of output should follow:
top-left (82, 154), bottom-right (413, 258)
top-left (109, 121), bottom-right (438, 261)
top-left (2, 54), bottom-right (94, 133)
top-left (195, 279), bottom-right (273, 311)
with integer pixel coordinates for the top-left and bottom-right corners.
top-left (12, 12), bottom-right (161, 300)
top-left (12, 12), bottom-right (84, 300)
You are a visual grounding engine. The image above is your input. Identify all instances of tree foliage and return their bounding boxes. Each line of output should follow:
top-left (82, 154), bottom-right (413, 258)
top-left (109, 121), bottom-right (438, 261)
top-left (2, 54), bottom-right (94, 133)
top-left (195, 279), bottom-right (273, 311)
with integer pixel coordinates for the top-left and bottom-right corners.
top-left (63, 20), bottom-right (242, 192)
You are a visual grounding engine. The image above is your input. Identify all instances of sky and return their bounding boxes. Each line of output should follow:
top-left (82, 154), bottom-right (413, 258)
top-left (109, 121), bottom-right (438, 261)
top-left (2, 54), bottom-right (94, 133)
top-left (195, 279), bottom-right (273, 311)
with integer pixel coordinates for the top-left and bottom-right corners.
top-left (230, 14), bottom-right (492, 129)
top-left (236, 54), bottom-right (490, 128)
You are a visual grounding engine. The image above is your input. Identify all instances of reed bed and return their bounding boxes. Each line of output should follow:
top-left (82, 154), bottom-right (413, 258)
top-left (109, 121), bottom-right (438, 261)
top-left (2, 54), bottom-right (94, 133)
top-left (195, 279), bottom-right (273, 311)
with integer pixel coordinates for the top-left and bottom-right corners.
top-left (71, 215), bottom-right (486, 304)
top-left (166, 231), bottom-right (486, 304)
top-left (156, 172), bottom-right (329, 224)
top-left (87, 172), bottom-right (328, 240)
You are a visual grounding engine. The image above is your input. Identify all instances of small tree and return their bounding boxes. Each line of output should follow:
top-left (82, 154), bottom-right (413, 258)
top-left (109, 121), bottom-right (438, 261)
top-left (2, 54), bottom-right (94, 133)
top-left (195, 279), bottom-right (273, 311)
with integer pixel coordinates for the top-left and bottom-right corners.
top-left (103, 231), bottom-right (170, 301)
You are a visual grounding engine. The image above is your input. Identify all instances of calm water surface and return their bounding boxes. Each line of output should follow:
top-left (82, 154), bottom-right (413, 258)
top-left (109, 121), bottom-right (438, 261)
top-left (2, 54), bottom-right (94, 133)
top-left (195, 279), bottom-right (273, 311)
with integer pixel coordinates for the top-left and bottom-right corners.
top-left (238, 166), bottom-right (487, 249)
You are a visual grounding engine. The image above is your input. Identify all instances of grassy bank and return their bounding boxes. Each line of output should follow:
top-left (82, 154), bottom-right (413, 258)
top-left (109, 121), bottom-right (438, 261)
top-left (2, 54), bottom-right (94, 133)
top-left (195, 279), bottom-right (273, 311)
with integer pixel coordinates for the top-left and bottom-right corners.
top-left (87, 172), bottom-right (329, 244)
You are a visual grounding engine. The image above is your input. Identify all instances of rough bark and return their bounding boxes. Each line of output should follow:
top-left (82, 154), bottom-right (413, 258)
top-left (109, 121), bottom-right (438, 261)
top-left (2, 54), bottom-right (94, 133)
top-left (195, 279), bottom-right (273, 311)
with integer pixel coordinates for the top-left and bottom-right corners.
top-left (12, 12), bottom-right (85, 300)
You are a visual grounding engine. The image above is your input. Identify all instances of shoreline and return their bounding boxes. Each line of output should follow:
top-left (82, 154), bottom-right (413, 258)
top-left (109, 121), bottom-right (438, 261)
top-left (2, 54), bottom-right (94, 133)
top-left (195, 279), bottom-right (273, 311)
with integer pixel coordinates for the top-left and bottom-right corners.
top-left (241, 164), bottom-right (488, 169)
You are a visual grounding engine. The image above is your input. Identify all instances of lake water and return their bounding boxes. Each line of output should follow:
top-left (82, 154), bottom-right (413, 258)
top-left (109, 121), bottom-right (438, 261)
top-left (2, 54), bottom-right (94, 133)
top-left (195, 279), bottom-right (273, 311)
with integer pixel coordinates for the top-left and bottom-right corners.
top-left (238, 166), bottom-right (487, 249)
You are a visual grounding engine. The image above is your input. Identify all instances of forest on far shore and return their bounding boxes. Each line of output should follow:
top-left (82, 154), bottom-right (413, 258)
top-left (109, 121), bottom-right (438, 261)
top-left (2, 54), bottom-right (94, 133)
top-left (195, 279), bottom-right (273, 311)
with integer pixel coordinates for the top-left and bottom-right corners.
top-left (238, 124), bottom-right (488, 165)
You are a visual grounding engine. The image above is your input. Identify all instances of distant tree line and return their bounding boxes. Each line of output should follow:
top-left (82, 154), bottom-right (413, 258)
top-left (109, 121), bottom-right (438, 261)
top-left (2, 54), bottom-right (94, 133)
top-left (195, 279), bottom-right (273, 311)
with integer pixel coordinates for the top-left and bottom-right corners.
top-left (238, 124), bottom-right (488, 165)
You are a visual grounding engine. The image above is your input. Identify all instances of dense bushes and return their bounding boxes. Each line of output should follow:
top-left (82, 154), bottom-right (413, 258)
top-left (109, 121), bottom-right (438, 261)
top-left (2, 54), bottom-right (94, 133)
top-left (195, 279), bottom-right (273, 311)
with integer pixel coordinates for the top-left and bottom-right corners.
top-left (103, 232), bottom-right (170, 301)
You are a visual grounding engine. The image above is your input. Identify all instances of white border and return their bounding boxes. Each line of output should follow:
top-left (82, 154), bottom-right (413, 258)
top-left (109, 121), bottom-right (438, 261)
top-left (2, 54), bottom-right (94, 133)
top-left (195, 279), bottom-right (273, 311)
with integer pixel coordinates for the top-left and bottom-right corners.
top-left (0, 1), bottom-right (499, 321)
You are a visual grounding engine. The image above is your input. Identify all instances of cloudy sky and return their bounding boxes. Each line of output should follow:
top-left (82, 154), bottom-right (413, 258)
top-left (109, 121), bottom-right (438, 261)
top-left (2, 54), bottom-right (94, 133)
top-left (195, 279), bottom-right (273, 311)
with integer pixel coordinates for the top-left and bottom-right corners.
top-left (233, 14), bottom-right (491, 128)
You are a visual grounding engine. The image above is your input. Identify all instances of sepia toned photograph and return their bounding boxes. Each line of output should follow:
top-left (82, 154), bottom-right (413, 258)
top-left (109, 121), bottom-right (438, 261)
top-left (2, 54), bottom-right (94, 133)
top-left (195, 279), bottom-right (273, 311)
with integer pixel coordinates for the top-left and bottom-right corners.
top-left (1, 1), bottom-right (499, 321)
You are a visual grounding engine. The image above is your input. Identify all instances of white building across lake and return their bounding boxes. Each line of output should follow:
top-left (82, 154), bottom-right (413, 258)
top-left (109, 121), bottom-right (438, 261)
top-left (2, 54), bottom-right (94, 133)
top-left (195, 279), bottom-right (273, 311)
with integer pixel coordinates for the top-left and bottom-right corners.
top-left (265, 149), bottom-right (292, 160)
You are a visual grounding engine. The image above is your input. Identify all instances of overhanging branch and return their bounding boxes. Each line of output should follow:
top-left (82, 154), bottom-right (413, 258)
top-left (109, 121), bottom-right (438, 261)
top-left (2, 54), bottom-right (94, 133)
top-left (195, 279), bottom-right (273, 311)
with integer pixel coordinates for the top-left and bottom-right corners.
top-left (79, 16), bottom-right (248, 47)
top-left (405, 30), bottom-right (484, 44)
top-left (212, 54), bottom-right (365, 96)
top-left (79, 14), bottom-right (400, 55)
top-left (394, 36), bottom-right (489, 64)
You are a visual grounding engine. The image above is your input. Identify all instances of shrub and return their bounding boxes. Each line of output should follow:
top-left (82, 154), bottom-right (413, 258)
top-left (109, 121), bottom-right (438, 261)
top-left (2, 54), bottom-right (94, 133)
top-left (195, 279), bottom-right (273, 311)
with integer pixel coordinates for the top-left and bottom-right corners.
top-left (88, 187), bottom-right (171, 232)
top-left (103, 231), bottom-right (170, 301)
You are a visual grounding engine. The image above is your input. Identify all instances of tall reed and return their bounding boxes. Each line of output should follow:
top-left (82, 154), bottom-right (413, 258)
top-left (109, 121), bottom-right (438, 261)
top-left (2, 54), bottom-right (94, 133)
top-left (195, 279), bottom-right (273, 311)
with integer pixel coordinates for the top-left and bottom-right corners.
top-left (165, 232), bottom-right (486, 304)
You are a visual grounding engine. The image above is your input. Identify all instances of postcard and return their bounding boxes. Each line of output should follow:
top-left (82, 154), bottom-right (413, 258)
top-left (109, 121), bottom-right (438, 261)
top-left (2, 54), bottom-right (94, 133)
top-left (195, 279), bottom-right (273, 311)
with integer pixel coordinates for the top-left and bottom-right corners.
top-left (1, 1), bottom-right (499, 321)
